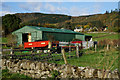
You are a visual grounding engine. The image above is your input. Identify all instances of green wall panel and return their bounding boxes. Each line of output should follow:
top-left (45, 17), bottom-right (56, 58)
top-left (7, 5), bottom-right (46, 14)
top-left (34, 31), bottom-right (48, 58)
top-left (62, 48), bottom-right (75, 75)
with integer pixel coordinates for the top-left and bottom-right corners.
top-left (75, 35), bottom-right (85, 41)
top-left (12, 26), bottom-right (86, 46)
top-left (42, 32), bottom-right (75, 42)
top-left (37, 31), bottom-right (42, 40)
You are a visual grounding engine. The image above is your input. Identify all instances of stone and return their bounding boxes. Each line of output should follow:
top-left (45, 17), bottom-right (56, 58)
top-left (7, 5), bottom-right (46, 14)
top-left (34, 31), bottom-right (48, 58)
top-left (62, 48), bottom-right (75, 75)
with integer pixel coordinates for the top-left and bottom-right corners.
top-left (16, 60), bottom-right (22, 67)
top-left (97, 70), bottom-right (103, 78)
top-left (64, 65), bottom-right (72, 74)
top-left (41, 75), bottom-right (48, 78)
top-left (20, 70), bottom-right (25, 74)
top-left (44, 62), bottom-right (49, 70)
top-left (108, 72), bottom-right (112, 78)
top-left (60, 64), bottom-right (66, 70)
top-left (36, 62), bottom-right (42, 70)
top-left (34, 70), bottom-right (42, 74)
top-left (78, 67), bottom-right (85, 71)
top-left (19, 62), bottom-right (24, 69)
top-left (6, 60), bottom-right (10, 67)
top-left (81, 70), bottom-right (85, 78)
top-left (60, 72), bottom-right (68, 78)
top-left (2, 59), bottom-right (6, 66)
top-left (31, 73), bottom-right (35, 78)
top-left (41, 63), bottom-right (45, 71)
top-left (30, 62), bottom-right (36, 70)
top-left (41, 71), bottom-right (50, 76)
top-left (48, 64), bottom-right (53, 71)
top-left (2, 59), bottom-right (119, 79)
top-left (29, 70), bottom-right (35, 74)
top-left (22, 61), bottom-right (29, 70)
top-left (26, 61), bottom-right (33, 70)
top-left (88, 68), bottom-right (95, 78)
top-left (26, 73), bottom-right (31, 77)
top-left (34, 73), bottom-right (41, 78)
top-left (111, 70), bottom-right (119, 78)
top-left (48, 74), bottom-right (52, 78)
top-left (13, 59), bottom-right (19, 65)
top-left (14, 67), bottom-right (20, 72)
top-left (103, 70), bottom-right (110, 78)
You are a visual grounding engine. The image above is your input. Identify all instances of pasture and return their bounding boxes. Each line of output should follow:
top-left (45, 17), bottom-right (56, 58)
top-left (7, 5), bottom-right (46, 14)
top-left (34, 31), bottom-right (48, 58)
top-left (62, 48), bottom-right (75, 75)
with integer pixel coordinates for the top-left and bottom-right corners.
top-left (2, 32), bottom-right (119, 78)
top-left (84, 32), bottom-right (118, 41)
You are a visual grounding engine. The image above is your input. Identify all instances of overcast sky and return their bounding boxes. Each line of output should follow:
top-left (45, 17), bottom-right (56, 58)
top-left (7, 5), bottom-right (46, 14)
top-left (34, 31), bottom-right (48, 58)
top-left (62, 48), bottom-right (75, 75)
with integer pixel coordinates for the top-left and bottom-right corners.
top-left (1, 0), bottom-right (119, 16)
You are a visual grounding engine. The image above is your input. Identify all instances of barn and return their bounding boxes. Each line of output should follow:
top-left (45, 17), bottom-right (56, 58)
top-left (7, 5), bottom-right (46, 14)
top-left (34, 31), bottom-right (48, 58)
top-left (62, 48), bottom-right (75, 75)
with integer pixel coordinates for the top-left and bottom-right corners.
top-left (12, 26), bottom-right (92, 45)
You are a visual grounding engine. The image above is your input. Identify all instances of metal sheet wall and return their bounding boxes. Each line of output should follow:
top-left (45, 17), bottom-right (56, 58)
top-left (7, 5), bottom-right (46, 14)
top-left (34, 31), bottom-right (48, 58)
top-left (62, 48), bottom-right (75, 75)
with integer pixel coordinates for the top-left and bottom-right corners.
top-left (42, 31), bottom-right (75, 42)
top-left (75, 35), bottom-right (85, 41)
top-left (12, 26), bottom-right (43, 45)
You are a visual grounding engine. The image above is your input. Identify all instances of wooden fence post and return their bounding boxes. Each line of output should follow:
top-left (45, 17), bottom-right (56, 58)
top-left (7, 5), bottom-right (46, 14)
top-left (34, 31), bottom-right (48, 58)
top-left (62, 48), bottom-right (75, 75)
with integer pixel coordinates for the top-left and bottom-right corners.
top-left (69, 45), bottom-right (71, 52)
top-left (95, 44), bottom-right (97, 52)
top-left (10, 47), bottom-right (14, 54)
top-left (76, 43), bottom-right (79, 58)
top-left (117, 44), bottom-right (118, 47)
top-left (10, 47), bottom-right (14, 58)
top-left (61, 48), bottom-right (67, 64)
top-left (48, 41), bottom-right (52, 52)
top-left (107, 44), bottom-right (109, 50)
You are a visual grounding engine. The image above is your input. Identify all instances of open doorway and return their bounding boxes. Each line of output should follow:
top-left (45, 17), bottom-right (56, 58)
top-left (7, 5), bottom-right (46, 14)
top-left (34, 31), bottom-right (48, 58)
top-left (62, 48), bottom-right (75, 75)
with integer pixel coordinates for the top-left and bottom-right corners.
top-left (22, 33), bottom-right (31, 44)
top-left (85, 36), bottom-right (92, 41)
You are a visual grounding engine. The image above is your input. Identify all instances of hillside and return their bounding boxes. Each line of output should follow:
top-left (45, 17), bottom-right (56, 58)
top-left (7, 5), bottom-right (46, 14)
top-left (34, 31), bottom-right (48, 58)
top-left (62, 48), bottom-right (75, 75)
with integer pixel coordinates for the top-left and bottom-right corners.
top-left (15, 13), bottom-right (71, 25)
top-left (56, 12), bottom-right (119, 31)
top-left (2, 12), bottom-right (120, 35)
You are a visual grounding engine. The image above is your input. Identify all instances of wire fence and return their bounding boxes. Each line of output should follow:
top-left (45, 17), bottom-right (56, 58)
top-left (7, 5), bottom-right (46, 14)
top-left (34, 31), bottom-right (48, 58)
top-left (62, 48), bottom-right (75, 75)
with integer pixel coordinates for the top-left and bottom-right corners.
top-left (2, 49), bottom-right (77, 62)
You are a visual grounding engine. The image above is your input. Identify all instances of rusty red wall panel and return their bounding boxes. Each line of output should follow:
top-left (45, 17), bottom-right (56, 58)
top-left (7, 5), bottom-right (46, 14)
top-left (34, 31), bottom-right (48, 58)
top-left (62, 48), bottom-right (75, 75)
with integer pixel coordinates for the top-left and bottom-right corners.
top-left (24, 41), bottom-right (50, 48)
top-left (70, 41), bottom-right (82, 44)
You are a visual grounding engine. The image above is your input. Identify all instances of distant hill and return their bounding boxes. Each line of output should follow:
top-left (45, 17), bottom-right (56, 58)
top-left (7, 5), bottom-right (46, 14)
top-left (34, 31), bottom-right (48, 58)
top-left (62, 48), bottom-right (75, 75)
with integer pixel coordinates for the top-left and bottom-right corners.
top-left (2, 12), bottom-right (120, 36)
top-left (15, 13), bottom-right (71, 25)
top-left (56, 13), bottom-right (119, 31)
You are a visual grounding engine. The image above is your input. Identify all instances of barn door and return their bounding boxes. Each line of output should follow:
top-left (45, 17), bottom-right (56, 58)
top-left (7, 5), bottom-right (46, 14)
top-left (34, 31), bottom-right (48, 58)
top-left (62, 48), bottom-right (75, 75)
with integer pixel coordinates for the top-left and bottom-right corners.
top-left (31, 32), bottom-right (37, 42)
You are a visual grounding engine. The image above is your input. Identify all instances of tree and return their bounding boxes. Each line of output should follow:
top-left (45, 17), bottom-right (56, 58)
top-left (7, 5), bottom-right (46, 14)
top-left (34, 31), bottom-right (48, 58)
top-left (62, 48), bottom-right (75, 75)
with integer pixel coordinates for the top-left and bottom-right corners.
top-left (87, 23), bottom-right (92, 27)
top-left (7, 34), bottom-right (17, 47)
top-left (111, 10), bottom-right (113, 13)
top-left (84, 24), bottom-right (90, 29)
top-left (105, 11), bottom-right (109, 14)
top-left (2, 14), bottom-right (21, 35)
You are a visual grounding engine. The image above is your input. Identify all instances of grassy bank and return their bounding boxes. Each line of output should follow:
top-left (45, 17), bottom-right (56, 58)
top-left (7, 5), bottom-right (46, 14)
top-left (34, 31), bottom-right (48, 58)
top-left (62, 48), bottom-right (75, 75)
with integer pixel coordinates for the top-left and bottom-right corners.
top-left (2, 69), bottom-right (32, 79)
top-left (84, 32), bottom-right (118, 41)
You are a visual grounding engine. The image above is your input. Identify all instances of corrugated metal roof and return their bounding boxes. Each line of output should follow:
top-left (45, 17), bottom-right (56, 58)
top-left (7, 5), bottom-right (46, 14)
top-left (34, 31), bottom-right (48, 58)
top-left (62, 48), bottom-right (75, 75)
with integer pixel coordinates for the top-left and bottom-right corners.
top-left (26, 26), bottom-right (84, 34)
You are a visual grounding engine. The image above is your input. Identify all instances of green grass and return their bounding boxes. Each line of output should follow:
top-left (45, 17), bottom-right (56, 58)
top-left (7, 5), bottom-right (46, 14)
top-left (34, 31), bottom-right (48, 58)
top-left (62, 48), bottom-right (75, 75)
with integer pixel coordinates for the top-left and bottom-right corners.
top-left (1, 37), bottom-right (7, 43)
top-left (48, 48), bottom-right (119, 71)
top-left (85, 33), bottom-right (110, 37)
top-left (2, 69), bottom-right (32, 79)
top-left (84, 33), bottom-right (119, 41)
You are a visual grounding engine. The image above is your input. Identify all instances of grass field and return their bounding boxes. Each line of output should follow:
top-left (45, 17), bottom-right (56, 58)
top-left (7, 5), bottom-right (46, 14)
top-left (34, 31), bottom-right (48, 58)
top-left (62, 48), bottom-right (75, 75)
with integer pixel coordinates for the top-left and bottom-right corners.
top-left (1, 37), bottom-right (7, 43)
top-left (84, 32), bottom-right (119, 41)
top-left (48, 48), bottom-right (119, 71)
top-left (2, 32), bottom-right (119, 78)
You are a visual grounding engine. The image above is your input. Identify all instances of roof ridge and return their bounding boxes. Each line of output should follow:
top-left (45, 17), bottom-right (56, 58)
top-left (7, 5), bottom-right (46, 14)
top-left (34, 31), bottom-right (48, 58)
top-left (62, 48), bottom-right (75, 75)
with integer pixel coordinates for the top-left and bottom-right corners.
top-left (25, 26), bottom-right (84, 34)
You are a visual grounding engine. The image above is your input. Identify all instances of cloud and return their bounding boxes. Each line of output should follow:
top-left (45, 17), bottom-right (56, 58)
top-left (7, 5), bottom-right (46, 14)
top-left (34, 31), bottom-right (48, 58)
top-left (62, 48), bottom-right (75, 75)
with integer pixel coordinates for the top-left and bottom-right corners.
top-left (1, 3), bottom-right (16, 16)
top-left (44, 3), bottom-right (56, 13)
top-left (19, 2), bottom-right (68, 14)
top-left (67, 6), bottom-right (89, 16)
top-left (0, 11), bottom-right (15, 16)
top-left (19, 2), bottom-right (43, 12)
top-left (18, 2), bottom-right (91, 16)
top-left (92, 4), bottom-right (102, 14)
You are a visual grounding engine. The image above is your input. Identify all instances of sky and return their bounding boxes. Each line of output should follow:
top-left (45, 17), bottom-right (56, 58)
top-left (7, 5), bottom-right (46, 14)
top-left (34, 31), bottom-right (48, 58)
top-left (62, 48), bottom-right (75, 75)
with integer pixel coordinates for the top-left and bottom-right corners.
top-left (0, 0), bottom-right (119, 16)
